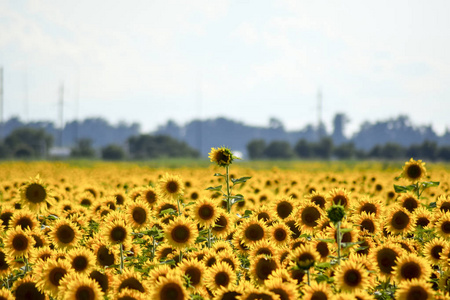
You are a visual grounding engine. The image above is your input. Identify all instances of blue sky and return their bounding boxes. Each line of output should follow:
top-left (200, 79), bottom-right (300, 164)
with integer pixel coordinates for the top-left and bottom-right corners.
top-left (1, 0), bottom-right (449, 136)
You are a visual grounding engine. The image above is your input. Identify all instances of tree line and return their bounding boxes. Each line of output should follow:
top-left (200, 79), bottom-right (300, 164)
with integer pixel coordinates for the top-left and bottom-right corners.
top-left (247, 137), bottom-right (450, 161)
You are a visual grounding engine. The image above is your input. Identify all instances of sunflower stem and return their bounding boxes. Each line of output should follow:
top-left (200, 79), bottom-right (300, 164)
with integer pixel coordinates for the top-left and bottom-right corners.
top-left (23, 255), bottom-right (29, 274)
top-left (179, 250), bottom-right (183, 263)
top-left (306, 269), bottom-right (311, 286)
top-left (177, 196), bottom-right (182, 216)
top-left (151, 236), bottom-right (156, 260)
top-left (207, 226), bottom-right (212, 248)
top-left (337, 221), bottom-right (342, 265)
top-left (119, 243), bottom-right (124, 274)
top-left (226, 165), bottom-right (231, 213)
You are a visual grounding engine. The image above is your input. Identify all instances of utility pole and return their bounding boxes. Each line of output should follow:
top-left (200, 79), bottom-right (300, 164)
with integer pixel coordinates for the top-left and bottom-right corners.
top-left (58, 83), bottom-right (64, 147)
top-left (317, 88), bottom-right (324, 139)
top-left (0, 67), bottom-right (3, 140)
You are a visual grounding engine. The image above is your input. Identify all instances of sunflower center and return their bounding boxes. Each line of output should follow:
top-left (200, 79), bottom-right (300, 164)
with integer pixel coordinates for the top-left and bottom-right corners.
top-left (245, 224), bottom-right (265, 241)
top-left (97, 246), bottom-right (115, 266)
top-left (145, 191), bottom-right (157, 204)
top-left (255, 258), bottom-right (277, 281)
top-left (441, 221), bottom-right (450, 234)
top-left (215, 271), bottom-right (230, 287)
top-left (298, 253), bottom-right (315, 269)
top-left (49, 267), bottom-right (67, 286)
top-left (274, 228), bottom-right (287, 241)
top-left (360, 203), bottom-right (377, 215)
top-left (132, 207), bottom-right (147, 224)
top-left (12, 234), bottom-right (29, 251)
top-left (81, 199), bottom-right (92, 207)
top-left (377, 248), bottom-right (398, 274)
top-left (160, 283), bottom-right (184, 300)
top-left (403, 198), bottom-right (418, 213)
top-left (417, 217), bottom-right (430, 227)
top-left (56, 224), bottom-right (76, 244)
top-left (0, 212), bottom-right (13, 229)
top-left (119, 278), bottom-right (145, 293)
top-left (213, 216), bottom-right (228, 232)
top-left (311, 196), bottom-right (326, 209)
top-left (17, 217), bottom-right (34, 230)
top-left (316, 242), bottom-right (330, 258)
top-left (216, 152), bottom-right (231, 165)
top-left (431, 245), bottom-right (443, 260)
top-left (166, 181), bottom-right (179, 194)
top-left (406, 164), bottom-right (422, 180)
top-left (361, 219), bottom-right (375, 233)
top-left (391, 211), bottom-right (410, 230)
top-left (199, 205), bottom-right (214, 220)
top-left (401, 262), bottom-right (421, 280)
top-left (25, 183), bottom-right (46, 204)
top-left (115, 194), bottom-right (125, 205)
top-left (406, 286), bottom-right (428, 300)
top-left (440, 202), bottom-right (450, 213)
top-left (0, 252), bottom-right (8, 270)
top-left (185, 267), bottom-right (201, 286)
top-left (277, 201), bottom-right (293, 219)
top-left (344, 269), bottom-right (362, 287)
top-left (190, 192), bottom-right (199, 200)
top-left (310, 291), bottom-right (328, 300)
top-left (90, 270), bottom-right (109, 293)
top-left (72, 256), bottom-right (88, 271)
top-left (75, 286), bottom-right (95, 300)
top-left (257, 212), bottom-right (270, 222)
top-left (333, 195), bottom-right (347, 207)
top-left (110, 226), bottom-right (127, 243)
top-left (171, 225), bottom-right (190, 243)
top-left (32, 234), bottom-right (44, 248)
top-left (15, 282), bottom-right (45, 300)
top-left (301, 207), bottom-right (320, 227)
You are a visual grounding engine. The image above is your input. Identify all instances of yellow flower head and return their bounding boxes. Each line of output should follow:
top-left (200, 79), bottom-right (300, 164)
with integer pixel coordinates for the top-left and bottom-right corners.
top-left (208, 147), bottom-right (235, 167)
top-left (158, 173), bottom-right (184, 200)
top-left (402, 158), bottom-right (427, 183)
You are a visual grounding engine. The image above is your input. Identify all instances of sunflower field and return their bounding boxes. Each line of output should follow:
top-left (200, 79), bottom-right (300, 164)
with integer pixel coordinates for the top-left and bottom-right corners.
top-left (0, 149), bottom-right (450, 300)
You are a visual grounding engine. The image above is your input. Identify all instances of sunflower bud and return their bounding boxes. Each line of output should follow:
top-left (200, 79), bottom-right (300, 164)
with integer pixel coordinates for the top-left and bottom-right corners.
top-left (327, 204), bottom-right (346, 224)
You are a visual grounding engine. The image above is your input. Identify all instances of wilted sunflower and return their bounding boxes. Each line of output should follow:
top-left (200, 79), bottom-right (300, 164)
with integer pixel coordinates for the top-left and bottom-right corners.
top-left (152, 270), bottom-right (187, 300)
top-left (395, 278), bottom-right (433, 300)
top-left (68, 247), bottom-right (96, 275)
top-left (204, 261), bottom-right (236, 293)
top-left (302, 281), bottom-right (334, 300)
top-left (335, 259), bottom-right (369, 292)
top-left (12, 275), bottom-right (45, 300)
top-left (385, 206), bottom-right (416, 235)
top-left (58, 272), bottom-right (104, 300)
top-left (393, 254), bottom-right (431, 283)
top-left (36, 258), bottom-right (71, 297)
top-left (19, 175), bottom-right (52, 212)
top-left (4, 226), bottom-right (33, 258)
top-left (208, 147), bottom-right (235, 167)
top-left (158, 173), bottom-right (184, 200)
top-left (49, 218), bottom-right (82, 249)
top-left (401, 158), bottom-right (427, 183)
top-left (296, 202), bottom-right (323, 234)
top-left (193, 197), bottom-right (220, 228)
top-left (164, 216), bottom-right (198, 250)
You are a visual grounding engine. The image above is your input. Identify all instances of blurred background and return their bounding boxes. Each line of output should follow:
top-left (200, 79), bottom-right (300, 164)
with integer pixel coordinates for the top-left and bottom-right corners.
top-left (0, 0), bottom-right (449, 160)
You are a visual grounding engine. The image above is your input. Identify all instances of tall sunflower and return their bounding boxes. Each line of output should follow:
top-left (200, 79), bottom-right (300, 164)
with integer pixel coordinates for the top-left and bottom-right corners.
top-left (401, 158), bottom-right (427, 183)
top-left (164, 216), bottom-right (198, 250)
top-left (157, 173), bottom-right (184, 200)
top-left (208, 147), bottom-right (235, 167)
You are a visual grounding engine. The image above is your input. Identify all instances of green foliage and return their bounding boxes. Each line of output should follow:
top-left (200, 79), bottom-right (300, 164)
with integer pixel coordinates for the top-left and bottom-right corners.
top-left (71, 138), bottom-right (96, 158)
top-left (263, 140), bottom-right (295, 159)
top-left (101, 144), bottom-right (125, 160)
top-left (3, 127), bottom-right (53, 158)
top-left (128, 134), bottom-right (199, 159)
top-left (247, 139), bottom-right (266, 159)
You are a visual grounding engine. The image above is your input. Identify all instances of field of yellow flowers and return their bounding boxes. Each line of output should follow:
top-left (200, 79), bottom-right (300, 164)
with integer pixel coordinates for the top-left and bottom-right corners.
top-left (1, 150), bottom-right (450, 300)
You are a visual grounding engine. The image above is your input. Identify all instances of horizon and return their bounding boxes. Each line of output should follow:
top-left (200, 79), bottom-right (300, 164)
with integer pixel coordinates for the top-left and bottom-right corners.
top-left (1, 1), bottom-right (450, 136)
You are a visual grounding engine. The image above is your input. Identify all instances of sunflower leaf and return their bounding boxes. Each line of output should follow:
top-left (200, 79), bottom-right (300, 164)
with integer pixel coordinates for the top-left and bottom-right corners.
top-left (231, 176), bottom-right (252, 185)
top-left (214, 173), bottom-right (224, 177)
top-left (315, 262), bottom-right (331, 268)
top-left (421, 181), bottom-right (440, 188)
top-left (317, 238), bottom-right (335, 243)
top-left (205, 185), bottom-right (222, 192)
top-left (394, 184), bottom-right (416, 193)
top-left (339, 228), bottom-right (353, 233)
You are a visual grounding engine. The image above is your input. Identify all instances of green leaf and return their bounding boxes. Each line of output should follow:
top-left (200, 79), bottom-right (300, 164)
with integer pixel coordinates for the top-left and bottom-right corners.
top-left (394, 184), bottom-right (416, 193)
top-left (160, 208), bottom-right (176, 216)
top-left (214, 173), bottom-right (224, 177)
top-left (205, 185), bottom-right (222, 192)
top-left (316, 262), bottom-right (331, 268)
top-left (317, 238), bottom-right (335, 243)
top-left (315, 274), bottom-right (329, 283)
top-left (231, 176), bottom-right (252, 185)
top-left (421, 181), bottom-right (440, 188)
top-left (340, 228), bottom-right (353, 233)
top-left (429, 202), bottom-right (437, 208)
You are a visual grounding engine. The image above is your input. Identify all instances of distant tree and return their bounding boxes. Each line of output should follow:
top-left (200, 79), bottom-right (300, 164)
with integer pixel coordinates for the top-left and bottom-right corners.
top-left (0, 142), bottom-right (11, 159)
top-left (294, 139), bottom-right (312, 158)
top-left (247, 139), bottom-right (266, 160)
top-left (438, 146), bottom-right (450, 161)
top-left (332, 113), bottom-right (348, 145)
top-left (71, 138), bottom-right (96, 158)
top-left (128, 134), bottom-right (200, 159)
top-left (101, 144), bottom-right (125, 160)
top-left (333, 142), bottom-right (356, 160)
top-left (263, 141), bottom-right (294, 159)
top-left (381, 143), bottom-right (406, 159)
top-left (312, 137), bottom-right (333, 159)
top-left (4, 127), bottom-right (53, 158)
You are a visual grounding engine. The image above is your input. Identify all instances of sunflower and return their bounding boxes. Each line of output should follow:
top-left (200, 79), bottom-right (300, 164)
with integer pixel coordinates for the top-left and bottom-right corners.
top-left (423, 238), bottom-right (447, 266)
top-left (436, 195), bottom-right (450, 214)
top-left (152, 270), bottom-right (187, 300)
top-left (29, 246), bottom-right (53, 265)
top-left (335, 259), bottom-right (369, 292)
top-left (272, 196), bottom-right (296, 219)
top-left (148, 264), bottom-right (173, 286)
top-left (401, 158), bottom-right (427, 183)
top-left (213, 240), bottom-right (233, 253)
top-left (0, 250), bottom-right (10, 278)
top-left (102, 217), bottom-right (131, 246)
top-left (305, 191), bottom-right (327, 210)
top-left (289, 244), bottom-right (319, 270)
top-left (208, 147), bottom-right (235, 167)
top-left (238, 218), bottom-right (268, 247)
top-left (77, 191), bottom-right (96, 208)
top-left (370, 242), bottom-right (405, 279)
top-left (113, 268), bottom-right (148, 294)
top-left (29, 228), bottom-right (49, 249)
top-left (413, 207), bottom-right (433, 228)
top-left (354, 196), bottom-right (383, 217)
top-left (91, 238), bottom-right (119, 267)
top-left (302, 281), bottom-right (334, 300)
top-left (237, 284), bottom-right (281, 300)
top-left (218, 250), bottom-right (240, 271)
top-left (12, 275), bottom-right (45, 300)
top-left (68, 247), bottom-right (96, 275)
top-left (438, 269), bottom-right (450, 295)
top-left (0, 205), bottom-right (14, 230)
top-left (178, 258), bottom-right (206, 290)
top-left (312, 233), bottom-right (334, 262)
top-left (393, 254), bottom-right (431, 283)
top-left (0, 288), bottom-right (13, 300)
top-left (213, 286), bottom-right (242, 300)
top-left (398, 193), bottom-right (420, 213)
top-left (264, 276), bottom-right (299, 300)
top-left (126, 199), bottom-right (151, 230)
top-left (19, 175), bottom-right (53, 212)
top-left (250, 254), bottom-right (279, 284)
top-left (395, 278), bottom-right (433, 300)
top-left (116, 289), bottom-right (147, 300)
top-left (351, 212), bottom-right (379, 236)
top-left (158, 173), bottom-right (184, 200)
top-left (192, 197), bottom-right (220, 228)
top-left (9, 209), bottom-right (39, 230)
top-left (211, 210), bottom-right (233, 238)
top-left (139, 186), bottom-right (160, 207)
top-left (4, 226), bottom-right (33, 258)
top-left (89, 269), bottom-right (111, 295)
top-left (36, 258), bottom-right (71, 297)
top-left (435, 212), bottom-right (450, 238)
top-left (58, 272), bottom-right (104, 300)
top-left (254, 205), bottom-right (274, 223)
top-left (248, 240), bottom-right (277, 258)
top-left (296, 202), bottom-right (323, 234)
top-left (327, 188), bottom-right (351, 208)
top-left (49, 218), bottom-right (82, 249)
top-left (269, 222), bottom-right (291, 247)
top-left (164, 216), bottom-right (198, 250)
top-left (385, 206), bottom-right (416, 235)
top-left (204, 261), bottom-right (236, 293)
